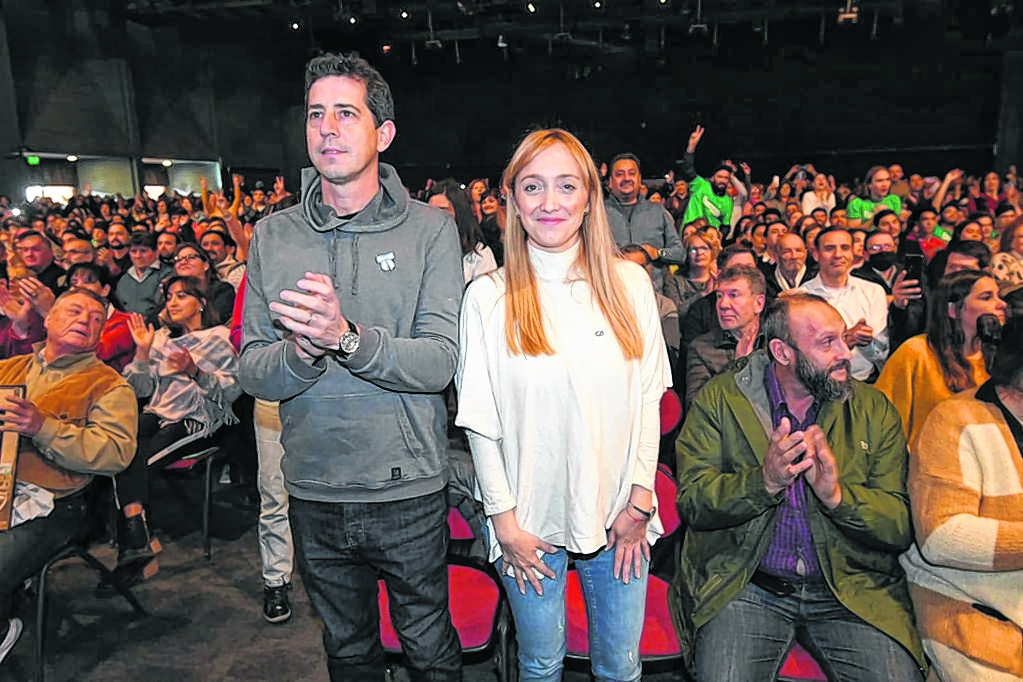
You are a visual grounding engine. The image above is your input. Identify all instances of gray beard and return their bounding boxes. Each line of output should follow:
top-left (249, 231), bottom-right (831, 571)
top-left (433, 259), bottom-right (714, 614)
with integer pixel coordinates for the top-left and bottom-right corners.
top-left (795, 348), bottom-right (853, 403)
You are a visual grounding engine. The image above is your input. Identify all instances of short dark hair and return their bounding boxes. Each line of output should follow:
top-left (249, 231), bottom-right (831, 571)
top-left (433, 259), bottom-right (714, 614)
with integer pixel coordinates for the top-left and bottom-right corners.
top-left (65, 262), bottom-right (112, 289)
top-left (872, 209), bottom-right (898, 228)
top-left (717, 244), bottom-right (754, 271)
top-left (717, 265), bottom-right (766, 298)
top-left (814, 226), bottom-right (852, 251)
top-left (304, 52), bottom-right (395, 128)
top-left (14, 230), bottom-right (47, 245)
top-left (129, 231), bottom-right (157, 250)
top-left (619, 244), bottom-right (651, 265)
top-left (762, 292), bottom-right (832, 347)
top-left (201, 228), bottom-right (235, 249)
top-left (610, 153), bottom-right (642, 176)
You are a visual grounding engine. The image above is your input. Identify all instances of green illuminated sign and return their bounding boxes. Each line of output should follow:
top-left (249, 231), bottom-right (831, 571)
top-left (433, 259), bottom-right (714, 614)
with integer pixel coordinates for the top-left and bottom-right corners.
top-left (25, 155), bottom-right (40, 166)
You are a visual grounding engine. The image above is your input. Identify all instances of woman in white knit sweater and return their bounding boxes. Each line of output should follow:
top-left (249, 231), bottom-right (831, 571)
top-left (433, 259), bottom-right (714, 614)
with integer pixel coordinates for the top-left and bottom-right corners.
top-left (456, 129), bottom-right (670, 682)
top-left (901, 308), bottom-right (1023, 681)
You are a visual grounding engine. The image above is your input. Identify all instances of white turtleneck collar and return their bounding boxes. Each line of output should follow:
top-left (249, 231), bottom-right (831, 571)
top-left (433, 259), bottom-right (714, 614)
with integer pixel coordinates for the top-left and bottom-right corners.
top-left (528, 239), bottom-right (583, 282)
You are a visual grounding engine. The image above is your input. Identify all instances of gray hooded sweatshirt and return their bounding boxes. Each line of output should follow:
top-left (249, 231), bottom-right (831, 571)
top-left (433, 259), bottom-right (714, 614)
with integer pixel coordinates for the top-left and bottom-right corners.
top-left (239, 163), bottom-right (464, 503)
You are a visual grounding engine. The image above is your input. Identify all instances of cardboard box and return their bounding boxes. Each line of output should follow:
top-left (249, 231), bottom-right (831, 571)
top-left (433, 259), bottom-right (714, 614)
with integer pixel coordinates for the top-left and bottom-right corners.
top-left (0, 386), bottom-right (26, 531)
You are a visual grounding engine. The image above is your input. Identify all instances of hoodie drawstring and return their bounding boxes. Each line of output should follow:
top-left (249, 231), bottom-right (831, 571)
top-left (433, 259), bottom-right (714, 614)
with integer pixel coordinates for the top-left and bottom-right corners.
top-left (351, 235), bottom-right (360, 296)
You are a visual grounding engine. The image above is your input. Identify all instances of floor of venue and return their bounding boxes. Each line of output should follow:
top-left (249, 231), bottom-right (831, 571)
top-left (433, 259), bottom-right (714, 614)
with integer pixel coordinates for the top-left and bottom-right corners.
top-left (4, 481), bottom-right (684, 682)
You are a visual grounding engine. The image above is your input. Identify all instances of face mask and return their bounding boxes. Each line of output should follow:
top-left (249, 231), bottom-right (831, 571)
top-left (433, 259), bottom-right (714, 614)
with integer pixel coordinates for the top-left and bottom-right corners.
top-left (870, 252), bottom-right (899, 271)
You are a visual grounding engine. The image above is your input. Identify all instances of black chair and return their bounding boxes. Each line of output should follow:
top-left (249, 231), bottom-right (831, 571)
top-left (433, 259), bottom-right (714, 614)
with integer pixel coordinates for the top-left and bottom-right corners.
top-left (31, 540), bottom-right (147, 682)
top-left (147, 420), bottom-right (222, 560)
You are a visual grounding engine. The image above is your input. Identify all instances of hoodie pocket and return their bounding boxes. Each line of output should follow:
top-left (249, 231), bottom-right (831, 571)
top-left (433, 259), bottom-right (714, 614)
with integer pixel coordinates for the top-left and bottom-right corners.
top-left (280, 391), bottom-right (446, 490)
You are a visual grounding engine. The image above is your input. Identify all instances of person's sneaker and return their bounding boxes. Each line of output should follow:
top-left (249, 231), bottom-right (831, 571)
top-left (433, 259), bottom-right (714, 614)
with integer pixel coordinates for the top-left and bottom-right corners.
top-left (0, 617), bottom-right (24, 665)
top-left (262, 583), bottom-right (292, 624)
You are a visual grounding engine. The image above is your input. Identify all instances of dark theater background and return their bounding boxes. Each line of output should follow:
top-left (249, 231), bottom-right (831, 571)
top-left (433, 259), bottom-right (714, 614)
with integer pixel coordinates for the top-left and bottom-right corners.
top-left (0, 0), bottom-right (1020, 200)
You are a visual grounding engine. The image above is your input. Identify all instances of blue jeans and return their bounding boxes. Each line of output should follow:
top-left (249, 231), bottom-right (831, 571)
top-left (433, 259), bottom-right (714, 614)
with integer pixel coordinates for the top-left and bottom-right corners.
top-left (694, 581), bottom-right (923, 682)
top-left (500, 547), bottom-right (648, 682)
top-left (289, 491), bottom-right (462, 682)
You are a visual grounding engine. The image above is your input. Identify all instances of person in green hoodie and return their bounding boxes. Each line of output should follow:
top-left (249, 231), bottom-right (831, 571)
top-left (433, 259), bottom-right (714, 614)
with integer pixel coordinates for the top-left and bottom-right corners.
top-left (672, 293), bottom-right (926, 681)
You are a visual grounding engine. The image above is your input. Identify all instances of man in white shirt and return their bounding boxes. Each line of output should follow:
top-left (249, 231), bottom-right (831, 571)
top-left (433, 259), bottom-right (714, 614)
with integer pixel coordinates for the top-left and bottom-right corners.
top-left (799, 228), bottom-right (889, 381)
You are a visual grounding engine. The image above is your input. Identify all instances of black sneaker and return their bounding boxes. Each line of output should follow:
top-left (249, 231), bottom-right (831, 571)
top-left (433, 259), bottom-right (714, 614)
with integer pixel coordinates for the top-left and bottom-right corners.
top-left (263, 583), bottom-right (292, 624)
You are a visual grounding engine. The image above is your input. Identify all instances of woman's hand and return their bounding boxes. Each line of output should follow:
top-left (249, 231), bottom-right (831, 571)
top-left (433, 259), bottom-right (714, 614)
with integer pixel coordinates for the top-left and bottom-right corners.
top-left (605, 508), bottom-right (651, 585)
top-left (492, 511), bottom-right (557, 596)
top-left (165, 348), bottom-right (198, 377)
top-left (127, 313), bottom-right (156, 360)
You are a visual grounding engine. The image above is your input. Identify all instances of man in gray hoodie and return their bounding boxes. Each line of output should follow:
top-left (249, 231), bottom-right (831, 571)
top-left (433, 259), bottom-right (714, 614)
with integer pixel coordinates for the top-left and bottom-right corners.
top-left (239, 53), bottom-right (464, 682)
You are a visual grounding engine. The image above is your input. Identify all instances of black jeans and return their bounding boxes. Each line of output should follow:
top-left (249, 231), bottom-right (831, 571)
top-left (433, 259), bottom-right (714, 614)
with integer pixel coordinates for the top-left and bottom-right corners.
top-left (0, 489), bottom-right (89, 623)
top-left (113, 413), bottom-right (203, 509)
top-left (290, 490), bottom-right (462, 682)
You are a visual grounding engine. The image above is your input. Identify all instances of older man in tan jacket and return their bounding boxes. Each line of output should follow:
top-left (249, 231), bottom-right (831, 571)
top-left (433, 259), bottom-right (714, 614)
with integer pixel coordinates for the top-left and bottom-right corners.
top-left (0, 288), bottom-right (138, 666)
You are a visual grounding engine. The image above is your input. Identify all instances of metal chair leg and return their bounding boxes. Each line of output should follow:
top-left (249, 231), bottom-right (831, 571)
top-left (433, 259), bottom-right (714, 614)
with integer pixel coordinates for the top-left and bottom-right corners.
top-left (74, 549), bottom-right (147, 616)
top-left (203, 454), bottom-right (213, 560)
top-left (34, 546), bottom-right (75, 682)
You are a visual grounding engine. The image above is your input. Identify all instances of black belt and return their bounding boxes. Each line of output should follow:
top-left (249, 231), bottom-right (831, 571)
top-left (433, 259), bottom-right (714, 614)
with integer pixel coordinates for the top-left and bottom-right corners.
top-left (750, 570), bottom-right (824, 597)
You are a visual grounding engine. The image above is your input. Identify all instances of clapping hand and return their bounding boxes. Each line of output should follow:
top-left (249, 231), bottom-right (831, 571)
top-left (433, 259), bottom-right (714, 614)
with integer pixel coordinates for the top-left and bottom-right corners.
top-left (844, 318), bottom-right (874, 348)
top-left (270, 273), bottom-right (348, 363)
top-left (762, 417), bottom-right (813, 496)
top-left (0, 281), bottom-right (33, 334)
top-left (19, 277), bottom-right (54, 317)
top-left (164, 348), bottom-right (198, 377)
top-left (803, 426), bottom-right (842, 509)
top-left (127, 313), bottom-right (156, 360)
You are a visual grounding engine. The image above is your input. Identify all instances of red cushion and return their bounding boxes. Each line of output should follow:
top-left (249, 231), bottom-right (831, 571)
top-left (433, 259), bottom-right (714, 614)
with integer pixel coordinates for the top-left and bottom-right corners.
top-left (654, 471), bottom-right (680, 536)
top-left (378, 565), bottom-right (500, 652)
top-left (565, 572), bottom-right (680, 659)
top-left (447, 508), bottom-right (475, 541)
top-left (660, 390), bottom-right (683, 435)
top-left (779, 643), bottom-right (827, 680)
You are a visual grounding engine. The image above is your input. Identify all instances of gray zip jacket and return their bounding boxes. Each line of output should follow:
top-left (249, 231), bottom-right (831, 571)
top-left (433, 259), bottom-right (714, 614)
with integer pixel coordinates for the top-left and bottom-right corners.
top-left (239, 163), bottom-right (464, 503)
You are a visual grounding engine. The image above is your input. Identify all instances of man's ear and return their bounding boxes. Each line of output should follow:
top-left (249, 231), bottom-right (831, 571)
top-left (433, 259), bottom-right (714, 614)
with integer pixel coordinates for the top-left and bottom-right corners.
top-left (376, 120), bottom-right (396, 154)
top-left (768, 338), bottom-right (793, 367)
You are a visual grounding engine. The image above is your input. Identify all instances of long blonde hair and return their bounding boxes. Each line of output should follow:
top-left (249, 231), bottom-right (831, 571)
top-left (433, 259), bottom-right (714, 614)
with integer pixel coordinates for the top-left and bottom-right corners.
top-left (502, 129), bottom-right (643, 359)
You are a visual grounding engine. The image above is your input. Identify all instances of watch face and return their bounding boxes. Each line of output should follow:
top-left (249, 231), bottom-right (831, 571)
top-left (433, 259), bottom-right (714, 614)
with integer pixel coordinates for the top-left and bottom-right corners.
top-left (339, 331), bottom-right (360, 355)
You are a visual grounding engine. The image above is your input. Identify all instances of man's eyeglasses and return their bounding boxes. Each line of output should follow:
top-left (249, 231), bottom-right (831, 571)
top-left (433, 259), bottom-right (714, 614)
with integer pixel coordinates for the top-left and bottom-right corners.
top-left (866, 243), bottom-right (896, 253)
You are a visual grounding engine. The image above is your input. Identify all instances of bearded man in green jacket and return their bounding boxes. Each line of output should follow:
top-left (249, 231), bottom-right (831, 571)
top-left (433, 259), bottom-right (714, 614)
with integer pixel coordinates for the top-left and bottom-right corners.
top-left (671, 293), bottom-right (926, 680)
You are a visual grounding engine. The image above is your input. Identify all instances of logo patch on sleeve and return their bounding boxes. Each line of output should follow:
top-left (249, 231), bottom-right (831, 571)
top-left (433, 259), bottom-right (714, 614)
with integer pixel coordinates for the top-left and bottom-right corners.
top-left (390, 467), bottom-right (402, 480)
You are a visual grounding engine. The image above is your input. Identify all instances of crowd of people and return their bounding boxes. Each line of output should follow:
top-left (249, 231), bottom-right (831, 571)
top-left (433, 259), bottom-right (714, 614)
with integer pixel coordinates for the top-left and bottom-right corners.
top-left (0, 50), bottom-right (1022, 682)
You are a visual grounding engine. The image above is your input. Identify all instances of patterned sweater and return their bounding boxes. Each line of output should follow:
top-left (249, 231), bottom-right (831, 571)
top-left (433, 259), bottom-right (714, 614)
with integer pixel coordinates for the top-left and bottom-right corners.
top-left (901, 381), bottom-right (1023, 680)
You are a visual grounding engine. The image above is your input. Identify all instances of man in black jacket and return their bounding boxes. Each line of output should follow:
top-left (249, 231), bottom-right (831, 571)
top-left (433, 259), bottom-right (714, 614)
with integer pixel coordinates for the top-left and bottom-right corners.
top-left (852, 231), bottom-right (924, 352)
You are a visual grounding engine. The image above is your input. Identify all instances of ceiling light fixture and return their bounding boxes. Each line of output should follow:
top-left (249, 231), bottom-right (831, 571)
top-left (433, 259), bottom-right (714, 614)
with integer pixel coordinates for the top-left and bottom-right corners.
top-left (66, 154), bottom-right (78, 162)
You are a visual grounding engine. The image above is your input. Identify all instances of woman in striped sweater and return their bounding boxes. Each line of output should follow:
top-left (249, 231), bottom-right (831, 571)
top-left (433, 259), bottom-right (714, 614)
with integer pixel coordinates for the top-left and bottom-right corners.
top-left (901, 299), bottom-right (1023, 680)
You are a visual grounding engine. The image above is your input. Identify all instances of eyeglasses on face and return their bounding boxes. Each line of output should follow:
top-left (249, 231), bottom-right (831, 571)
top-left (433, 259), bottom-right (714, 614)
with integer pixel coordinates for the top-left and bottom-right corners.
top-left (174, 253), bottom-right (203, 264)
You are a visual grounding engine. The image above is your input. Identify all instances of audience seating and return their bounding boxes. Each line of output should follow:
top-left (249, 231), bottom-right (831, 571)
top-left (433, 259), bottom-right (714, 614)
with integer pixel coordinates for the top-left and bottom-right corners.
top-left (148, 421), bottom-right (223, 560)
top-left (378, 508), bottom-right (516, 681)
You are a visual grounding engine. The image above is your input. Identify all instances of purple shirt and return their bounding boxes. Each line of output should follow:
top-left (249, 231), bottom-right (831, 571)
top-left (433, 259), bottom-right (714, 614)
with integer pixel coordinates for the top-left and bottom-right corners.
top-left (759, 363), bottom-right (823, 581)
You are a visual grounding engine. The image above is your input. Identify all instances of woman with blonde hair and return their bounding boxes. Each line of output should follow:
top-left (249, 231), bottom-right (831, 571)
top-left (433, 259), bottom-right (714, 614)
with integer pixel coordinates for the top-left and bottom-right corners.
top-left (456, 128), bottom-right (670, 682)
top-left (665, 229), bottom-right (720, 319)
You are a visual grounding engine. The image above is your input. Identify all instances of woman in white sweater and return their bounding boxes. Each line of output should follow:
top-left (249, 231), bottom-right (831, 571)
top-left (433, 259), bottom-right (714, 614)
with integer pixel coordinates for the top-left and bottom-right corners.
top-left (801, 172), bottom-right (837, 218)
top-left (456, 129), bottom-right (670, 682)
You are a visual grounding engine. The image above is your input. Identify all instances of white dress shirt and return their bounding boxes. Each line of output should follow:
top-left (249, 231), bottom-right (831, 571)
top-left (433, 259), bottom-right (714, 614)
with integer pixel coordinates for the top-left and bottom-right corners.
top-left (799, 274), bottom-right (890, 381)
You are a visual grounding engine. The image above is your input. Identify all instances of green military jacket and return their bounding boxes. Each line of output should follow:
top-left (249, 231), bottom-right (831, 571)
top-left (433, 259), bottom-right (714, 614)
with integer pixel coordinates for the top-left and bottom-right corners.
top-left (670, 350), bottom-right (926, 675)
